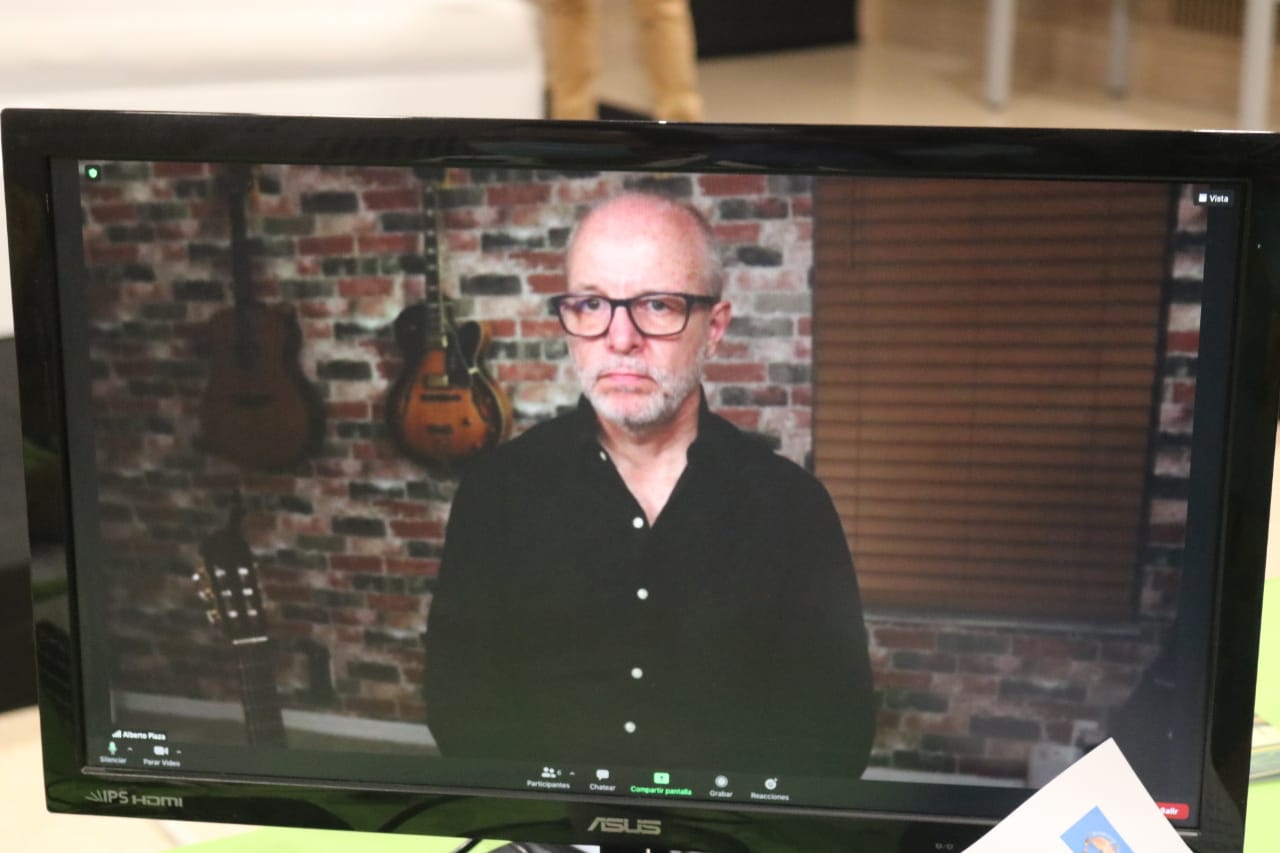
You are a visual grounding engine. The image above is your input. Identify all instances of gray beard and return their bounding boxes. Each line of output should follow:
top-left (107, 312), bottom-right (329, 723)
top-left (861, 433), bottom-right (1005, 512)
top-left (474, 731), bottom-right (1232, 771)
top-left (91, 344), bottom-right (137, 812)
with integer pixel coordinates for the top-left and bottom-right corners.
top-left (577, 349), bottom-right (707, 432)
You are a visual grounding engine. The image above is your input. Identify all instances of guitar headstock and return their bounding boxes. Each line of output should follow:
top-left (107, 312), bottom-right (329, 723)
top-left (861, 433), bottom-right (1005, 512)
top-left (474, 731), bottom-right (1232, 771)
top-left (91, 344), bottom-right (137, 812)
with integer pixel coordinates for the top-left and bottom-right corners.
top-left (193, 506), bottom-right (269, 643)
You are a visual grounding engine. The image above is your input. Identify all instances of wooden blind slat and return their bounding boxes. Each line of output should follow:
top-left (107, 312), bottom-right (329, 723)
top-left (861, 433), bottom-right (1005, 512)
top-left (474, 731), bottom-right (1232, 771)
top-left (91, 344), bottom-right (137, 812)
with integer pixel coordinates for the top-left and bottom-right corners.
top-left (816, 302), bottom-right (1162, 326)
top-left (815, 195), bottom-right (1170, 223)
top-left (816, 364), bottom-right (1157, 388)
top-left (816, 383), bottom-right (1157, 408)
top-left (819, 282), bottom-right (1163, 305)
top-left (816, 344), bottom-right (1158, 368)
top-left (821, 241), bottom-right (1168, 266)
top-left (822, 425), bottom-right (1149, 451)
top-left (822, 461), bottom-right (1147, 489)
top-left (833, 499), bottom-right (1144, 528)
top-left (815, 403), bottom-right (1153, 430)
top-left (847, 517), bottom-right (1140, 547)
top-left (819, 446), bottom-right (1149, 473)
top-left (817, 260), bottom-right (1165, 285)
top-left (824, 480), bottom-right (1146, 510)
top-left (817, 328), bottom-right (1159, 349)
top-left (820, 215), bottom-right (1169, 242)
top-left (855, 536), bottom-right (1136, 565)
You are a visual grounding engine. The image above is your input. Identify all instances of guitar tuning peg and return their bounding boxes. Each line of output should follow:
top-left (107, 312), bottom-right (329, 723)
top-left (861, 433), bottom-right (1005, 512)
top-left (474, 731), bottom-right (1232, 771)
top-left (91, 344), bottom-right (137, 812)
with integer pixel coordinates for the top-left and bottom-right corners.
top-left (205, 609), bottom-right (219, 625)
top-left (198, 589), bottom-right (215, 604)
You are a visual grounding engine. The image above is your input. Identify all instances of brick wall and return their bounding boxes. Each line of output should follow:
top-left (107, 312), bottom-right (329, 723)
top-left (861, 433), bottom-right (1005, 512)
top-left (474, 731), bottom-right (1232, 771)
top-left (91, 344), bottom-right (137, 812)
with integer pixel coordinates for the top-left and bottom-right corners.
top-left (82, 161), bottom-right (815, 725)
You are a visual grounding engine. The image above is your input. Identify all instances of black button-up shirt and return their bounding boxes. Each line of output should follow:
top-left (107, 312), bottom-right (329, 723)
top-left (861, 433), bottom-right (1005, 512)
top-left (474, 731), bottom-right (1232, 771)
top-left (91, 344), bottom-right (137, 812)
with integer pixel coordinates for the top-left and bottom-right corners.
top-left (423, 394), bottom-right (876, 778)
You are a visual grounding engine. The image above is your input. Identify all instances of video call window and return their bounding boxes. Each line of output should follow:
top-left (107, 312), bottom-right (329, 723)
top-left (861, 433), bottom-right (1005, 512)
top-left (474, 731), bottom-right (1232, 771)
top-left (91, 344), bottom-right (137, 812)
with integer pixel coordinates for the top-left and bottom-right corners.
top-left (63, 160), bottom-right (1214, 811)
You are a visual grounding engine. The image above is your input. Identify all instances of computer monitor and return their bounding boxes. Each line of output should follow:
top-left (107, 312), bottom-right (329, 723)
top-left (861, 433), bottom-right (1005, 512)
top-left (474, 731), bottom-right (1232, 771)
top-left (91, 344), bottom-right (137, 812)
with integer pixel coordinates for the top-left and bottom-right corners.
top-left (4, 108), bottom-right (1278, 852)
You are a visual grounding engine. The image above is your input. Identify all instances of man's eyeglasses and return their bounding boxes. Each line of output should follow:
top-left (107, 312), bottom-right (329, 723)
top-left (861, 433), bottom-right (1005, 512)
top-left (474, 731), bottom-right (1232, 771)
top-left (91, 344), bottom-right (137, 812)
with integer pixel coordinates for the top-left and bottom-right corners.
top-left (549, 292), bottom-right (719, 338)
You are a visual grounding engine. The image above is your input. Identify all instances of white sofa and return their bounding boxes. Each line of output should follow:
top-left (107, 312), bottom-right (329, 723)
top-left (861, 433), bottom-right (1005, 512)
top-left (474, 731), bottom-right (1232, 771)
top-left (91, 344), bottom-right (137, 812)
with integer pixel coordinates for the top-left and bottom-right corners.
top-left (0, 0), bottom-right (545, 337)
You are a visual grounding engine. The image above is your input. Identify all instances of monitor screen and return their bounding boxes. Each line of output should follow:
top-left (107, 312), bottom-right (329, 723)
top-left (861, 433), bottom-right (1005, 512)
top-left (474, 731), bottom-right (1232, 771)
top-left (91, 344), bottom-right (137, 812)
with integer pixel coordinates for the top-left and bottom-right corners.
top-left (4, 109), bottom-right (1277, 852)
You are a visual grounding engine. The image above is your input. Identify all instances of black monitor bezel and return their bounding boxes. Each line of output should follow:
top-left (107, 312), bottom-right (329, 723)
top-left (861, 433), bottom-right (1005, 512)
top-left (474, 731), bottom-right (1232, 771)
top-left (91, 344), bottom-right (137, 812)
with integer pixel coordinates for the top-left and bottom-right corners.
top-left (5, 108), bottom-right (1279, 852)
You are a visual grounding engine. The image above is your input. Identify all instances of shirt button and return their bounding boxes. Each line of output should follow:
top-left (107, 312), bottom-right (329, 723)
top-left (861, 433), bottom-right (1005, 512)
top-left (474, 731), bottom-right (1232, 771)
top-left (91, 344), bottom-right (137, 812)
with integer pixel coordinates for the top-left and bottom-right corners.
top-left (624, 721), bottom-right (637, 734)
top-left (636, 588), bottom-right (649, 601)
top-left (631, 667), bottom-right (644, 680)
top-left (632, 516), bottom-right (645, 529)
top-left (598, 450), bottom-right (608, 462)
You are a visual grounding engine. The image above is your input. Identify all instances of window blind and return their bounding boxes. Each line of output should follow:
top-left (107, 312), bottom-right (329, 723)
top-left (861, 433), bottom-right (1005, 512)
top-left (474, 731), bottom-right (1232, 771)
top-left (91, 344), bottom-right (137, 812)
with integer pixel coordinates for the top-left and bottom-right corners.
top-left (812, 178), bottom-right (1172, 619)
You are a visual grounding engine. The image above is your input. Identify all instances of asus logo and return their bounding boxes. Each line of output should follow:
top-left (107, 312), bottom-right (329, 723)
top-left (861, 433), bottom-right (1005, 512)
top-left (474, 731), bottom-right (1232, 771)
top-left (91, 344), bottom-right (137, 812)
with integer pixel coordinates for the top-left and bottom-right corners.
top-left (587, 816), bottom-right (662, 836)
top-left (86, 789), bottom-right (184, 809)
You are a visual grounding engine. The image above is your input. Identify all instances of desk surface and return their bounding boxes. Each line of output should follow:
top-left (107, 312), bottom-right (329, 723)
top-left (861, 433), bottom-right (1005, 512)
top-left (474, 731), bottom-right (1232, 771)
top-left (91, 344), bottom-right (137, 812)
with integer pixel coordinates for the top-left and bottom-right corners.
top-left (1244, 579), bottom-right (1280, 850)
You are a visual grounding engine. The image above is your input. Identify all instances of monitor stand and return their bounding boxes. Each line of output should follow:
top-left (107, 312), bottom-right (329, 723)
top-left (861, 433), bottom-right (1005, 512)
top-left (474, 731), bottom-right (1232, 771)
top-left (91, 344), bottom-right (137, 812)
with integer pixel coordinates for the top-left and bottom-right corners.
top-left (488, 844), bottom-right (673, 853)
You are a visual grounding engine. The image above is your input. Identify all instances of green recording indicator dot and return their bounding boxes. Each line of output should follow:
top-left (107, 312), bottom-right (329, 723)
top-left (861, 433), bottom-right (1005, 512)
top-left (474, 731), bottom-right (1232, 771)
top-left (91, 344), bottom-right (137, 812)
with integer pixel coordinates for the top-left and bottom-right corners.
top-left (85, 165), bottom-right (101, 180)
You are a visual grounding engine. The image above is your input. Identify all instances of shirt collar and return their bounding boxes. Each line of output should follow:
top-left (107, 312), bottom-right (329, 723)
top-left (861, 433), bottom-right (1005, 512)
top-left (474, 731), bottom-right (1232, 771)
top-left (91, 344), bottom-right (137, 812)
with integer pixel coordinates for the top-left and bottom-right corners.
top-left (570, 389), bottom-right (737, 469)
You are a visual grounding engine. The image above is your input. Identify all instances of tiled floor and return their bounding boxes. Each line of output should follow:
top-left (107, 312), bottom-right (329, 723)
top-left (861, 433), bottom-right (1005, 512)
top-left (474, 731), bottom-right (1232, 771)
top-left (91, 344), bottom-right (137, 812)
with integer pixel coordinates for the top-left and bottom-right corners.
top-left (596, 7), bottom-right (1241, 130)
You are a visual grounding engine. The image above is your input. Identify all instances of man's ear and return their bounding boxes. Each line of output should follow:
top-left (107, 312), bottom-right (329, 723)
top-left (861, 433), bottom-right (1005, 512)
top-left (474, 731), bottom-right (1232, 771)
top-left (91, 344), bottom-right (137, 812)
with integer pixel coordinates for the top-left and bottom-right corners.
top-left (704, 300), bottom-right (732, 358)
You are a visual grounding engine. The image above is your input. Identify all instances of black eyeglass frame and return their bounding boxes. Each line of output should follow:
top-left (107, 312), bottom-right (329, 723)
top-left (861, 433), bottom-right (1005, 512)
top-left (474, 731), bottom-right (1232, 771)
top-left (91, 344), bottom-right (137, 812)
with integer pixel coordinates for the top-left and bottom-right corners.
top-left (548, 292), bottom-right (721, 338)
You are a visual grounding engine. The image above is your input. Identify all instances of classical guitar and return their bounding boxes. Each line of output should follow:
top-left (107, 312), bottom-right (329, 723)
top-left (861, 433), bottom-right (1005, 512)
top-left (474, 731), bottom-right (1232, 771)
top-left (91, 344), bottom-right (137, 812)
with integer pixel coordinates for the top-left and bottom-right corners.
top-left (386, 182), bottom-right (512, 465)
top-left (193, 500), bottom-right (287, 748)
top-left (199, 163), bottom-right (323, 471)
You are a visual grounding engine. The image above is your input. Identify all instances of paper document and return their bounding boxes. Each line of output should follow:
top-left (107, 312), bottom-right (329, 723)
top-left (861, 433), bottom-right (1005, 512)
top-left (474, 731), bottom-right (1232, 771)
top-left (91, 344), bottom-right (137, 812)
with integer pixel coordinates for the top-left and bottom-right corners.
top-left (1252, 713), bottom-right (1280, 780)
top-left (966, 739), bottom-right (1191, 852)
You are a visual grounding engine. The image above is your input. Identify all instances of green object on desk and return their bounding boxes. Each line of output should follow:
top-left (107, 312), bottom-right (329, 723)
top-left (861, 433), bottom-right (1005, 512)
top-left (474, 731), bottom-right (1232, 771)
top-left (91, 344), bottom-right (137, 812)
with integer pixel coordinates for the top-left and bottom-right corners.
top-left (1247, 578), bottom-right (1280, 851)
top-left (1254, 580), bottom-right (1280, 724)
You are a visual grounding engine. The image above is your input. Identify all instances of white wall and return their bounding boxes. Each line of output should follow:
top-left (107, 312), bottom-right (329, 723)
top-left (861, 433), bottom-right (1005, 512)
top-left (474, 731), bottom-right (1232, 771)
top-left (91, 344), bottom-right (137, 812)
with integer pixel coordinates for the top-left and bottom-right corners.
top-left (1, 261), bottom-right (11, 337)
top-left (0, 0), bottom-right (546, 342)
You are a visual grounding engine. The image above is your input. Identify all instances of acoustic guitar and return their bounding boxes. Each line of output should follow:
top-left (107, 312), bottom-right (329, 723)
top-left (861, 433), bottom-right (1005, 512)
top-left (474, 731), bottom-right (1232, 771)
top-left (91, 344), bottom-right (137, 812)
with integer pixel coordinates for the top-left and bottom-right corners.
top-left (386, 182), bottom-right (511, 466)
top-left (199, 164), bottom-right (323, 471)
top-left (193, 500), bottom-right (287, 748)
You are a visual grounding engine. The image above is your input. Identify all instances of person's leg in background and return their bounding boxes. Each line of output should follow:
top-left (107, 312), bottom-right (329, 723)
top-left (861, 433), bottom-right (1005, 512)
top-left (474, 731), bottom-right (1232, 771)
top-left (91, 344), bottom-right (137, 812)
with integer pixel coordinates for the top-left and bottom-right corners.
top-left (632, 0), bottom-right (704, 121)
top-left (543, 0), bottom-right (601, 119)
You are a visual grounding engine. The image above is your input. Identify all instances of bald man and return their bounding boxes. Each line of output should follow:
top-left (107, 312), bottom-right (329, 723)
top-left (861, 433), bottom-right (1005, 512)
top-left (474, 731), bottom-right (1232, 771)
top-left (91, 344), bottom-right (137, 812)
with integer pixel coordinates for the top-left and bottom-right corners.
top-left (423, 193), bottom-right (875, 780)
